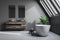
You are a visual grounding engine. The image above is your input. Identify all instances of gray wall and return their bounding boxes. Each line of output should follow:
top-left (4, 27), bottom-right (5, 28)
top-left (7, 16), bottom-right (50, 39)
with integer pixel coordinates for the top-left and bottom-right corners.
top-left (0, 0), bottom-right (45, 28)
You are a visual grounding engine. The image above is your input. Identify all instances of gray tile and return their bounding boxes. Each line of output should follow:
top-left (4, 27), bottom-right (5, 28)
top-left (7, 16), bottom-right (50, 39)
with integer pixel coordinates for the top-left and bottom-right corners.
top-left (0, 31), bottom-right (59, 40)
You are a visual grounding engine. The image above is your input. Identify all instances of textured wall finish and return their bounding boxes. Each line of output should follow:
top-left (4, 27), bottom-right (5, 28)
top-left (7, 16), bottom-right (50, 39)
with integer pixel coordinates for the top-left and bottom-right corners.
top-left (0, 0), bottom-right (45, 30)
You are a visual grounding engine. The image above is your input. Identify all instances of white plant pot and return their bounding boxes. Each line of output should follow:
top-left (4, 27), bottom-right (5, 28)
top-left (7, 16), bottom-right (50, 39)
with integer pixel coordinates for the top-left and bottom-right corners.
top-left (35, 24), bottom-right (51, 36)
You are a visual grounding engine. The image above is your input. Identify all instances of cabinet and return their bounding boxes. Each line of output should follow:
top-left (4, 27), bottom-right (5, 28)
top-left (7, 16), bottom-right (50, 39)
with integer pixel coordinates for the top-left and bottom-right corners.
top-left (5, 20), bottom-right (26, 31)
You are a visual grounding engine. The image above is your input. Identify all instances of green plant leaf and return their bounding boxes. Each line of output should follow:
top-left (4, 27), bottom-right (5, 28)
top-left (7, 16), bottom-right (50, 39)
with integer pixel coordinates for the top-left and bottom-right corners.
top-left (40, 16), bottom-right (47, 24)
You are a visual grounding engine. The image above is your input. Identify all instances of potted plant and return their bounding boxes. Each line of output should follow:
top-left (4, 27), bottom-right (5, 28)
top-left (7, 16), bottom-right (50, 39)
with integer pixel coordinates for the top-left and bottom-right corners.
top-left (40, 16), bottom-right (47, 24)
top-left (35, 16), bottom-right (51, 36)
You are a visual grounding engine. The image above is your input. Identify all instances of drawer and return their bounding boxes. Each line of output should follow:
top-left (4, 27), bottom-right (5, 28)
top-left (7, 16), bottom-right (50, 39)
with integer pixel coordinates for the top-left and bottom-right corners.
top-left (6, 25), bottom-right (25, 29)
